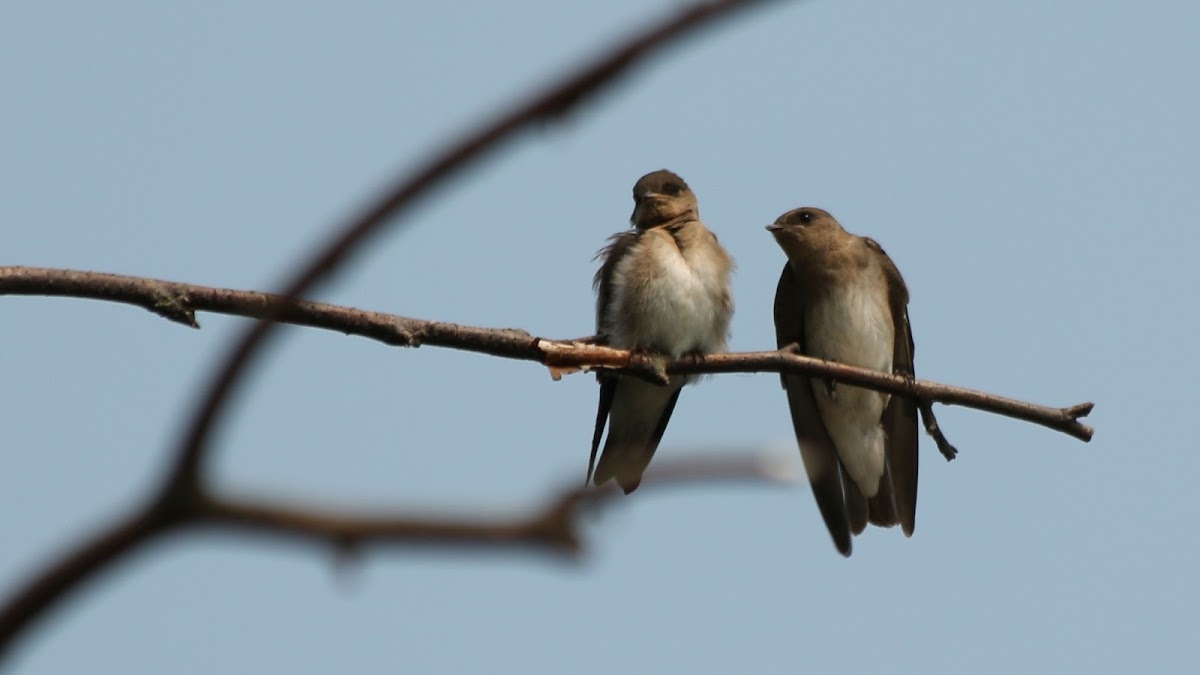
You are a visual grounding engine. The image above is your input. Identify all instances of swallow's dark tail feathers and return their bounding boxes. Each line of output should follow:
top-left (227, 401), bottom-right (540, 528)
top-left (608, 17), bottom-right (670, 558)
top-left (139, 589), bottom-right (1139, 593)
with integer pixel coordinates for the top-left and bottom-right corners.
top-left (842, 469), bottom-right (870, 536)
top-left (866, 462), bottom-right (901, 528)
top-left (807, 456), bottom-right (853, 557)
top-left (591, 376), bottom-right (683, 494)
top-left (817, 458), bottom-right (903, 557)
top-left (821, 464), bottom-right (901, 556)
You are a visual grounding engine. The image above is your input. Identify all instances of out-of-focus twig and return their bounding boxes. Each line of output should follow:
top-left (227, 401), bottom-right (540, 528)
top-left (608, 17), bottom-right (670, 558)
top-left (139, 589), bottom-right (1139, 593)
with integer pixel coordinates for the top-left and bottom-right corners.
top-left (0, 453), bottom-right (790, 657)
top-left (200, 454), bottom-right (797, 557)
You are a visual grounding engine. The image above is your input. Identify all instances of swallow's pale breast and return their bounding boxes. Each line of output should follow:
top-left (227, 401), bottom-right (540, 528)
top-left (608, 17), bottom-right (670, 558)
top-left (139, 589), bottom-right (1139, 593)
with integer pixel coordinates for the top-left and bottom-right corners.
top-left (804, 249), bottom-right (894, 495)
top-left (605, 224), bottom-right (731, 358)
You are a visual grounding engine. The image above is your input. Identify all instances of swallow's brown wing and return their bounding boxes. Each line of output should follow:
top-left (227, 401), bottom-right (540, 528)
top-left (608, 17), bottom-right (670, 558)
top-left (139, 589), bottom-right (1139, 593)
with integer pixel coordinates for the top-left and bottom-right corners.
top-left (593, 231), bottom-right (638, 333)
top-left (866, 238), bottom-right (919, 536)
top-left (587, 231), bottom-right (639, 486)
top-left (774, 264), bottom-right (853, 556)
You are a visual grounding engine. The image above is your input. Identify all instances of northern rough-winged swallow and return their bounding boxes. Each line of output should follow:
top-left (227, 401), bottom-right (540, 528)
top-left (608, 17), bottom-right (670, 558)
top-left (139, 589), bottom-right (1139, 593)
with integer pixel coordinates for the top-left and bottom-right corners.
top-left (767, 207), bottom-right (919, 557)
top-left (587, 170), bottom-right (734, 493)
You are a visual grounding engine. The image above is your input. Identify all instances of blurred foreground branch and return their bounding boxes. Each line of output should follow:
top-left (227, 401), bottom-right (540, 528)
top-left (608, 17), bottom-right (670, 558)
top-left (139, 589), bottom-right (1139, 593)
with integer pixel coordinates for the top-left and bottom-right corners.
top-left (0, 455), bottom-right (789, 659)
top-left (204, 455), bottom-right (794, 556)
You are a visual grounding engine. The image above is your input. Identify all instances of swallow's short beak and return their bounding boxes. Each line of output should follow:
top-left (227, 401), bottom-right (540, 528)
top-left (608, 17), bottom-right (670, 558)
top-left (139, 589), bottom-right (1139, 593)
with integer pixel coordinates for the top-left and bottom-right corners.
top-left (765, 223), bottom-right (783, 232)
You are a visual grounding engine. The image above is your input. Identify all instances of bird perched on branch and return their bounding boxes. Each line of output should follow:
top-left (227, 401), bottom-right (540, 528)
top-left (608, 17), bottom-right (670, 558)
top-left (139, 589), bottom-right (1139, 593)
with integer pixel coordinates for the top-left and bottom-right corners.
top-left (768, 207), bottom-right (919, 556)
top-left (587, 170), bottom-right (734, 493)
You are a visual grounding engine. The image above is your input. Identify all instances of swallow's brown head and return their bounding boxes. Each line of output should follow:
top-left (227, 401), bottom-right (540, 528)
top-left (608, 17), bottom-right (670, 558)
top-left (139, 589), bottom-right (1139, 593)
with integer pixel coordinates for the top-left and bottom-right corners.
top-left (766, 206), bottom-right (845, 265)
top-left (630, 169), bottom-right (698, 229)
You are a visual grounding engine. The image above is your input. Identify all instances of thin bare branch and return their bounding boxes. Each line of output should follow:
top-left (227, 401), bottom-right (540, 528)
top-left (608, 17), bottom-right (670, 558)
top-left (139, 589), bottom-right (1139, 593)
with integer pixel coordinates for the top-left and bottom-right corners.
top-left (667, 348), bottom-right (1094, 442)
top-left (0, 265), bottom-right (1096, 443)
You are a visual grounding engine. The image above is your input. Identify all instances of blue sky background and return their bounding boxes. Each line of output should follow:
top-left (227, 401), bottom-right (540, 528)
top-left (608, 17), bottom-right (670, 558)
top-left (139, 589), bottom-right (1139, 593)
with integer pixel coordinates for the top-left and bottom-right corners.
top-left (2, 1), bottom-right (1197, 673)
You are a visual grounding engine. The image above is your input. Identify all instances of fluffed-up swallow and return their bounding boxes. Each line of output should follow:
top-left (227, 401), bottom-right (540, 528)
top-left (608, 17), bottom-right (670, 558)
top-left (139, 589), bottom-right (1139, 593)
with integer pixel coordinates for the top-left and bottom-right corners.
top-left (587, 170), bottom-right (734, 493)
top-left (767, 207), bottom-right (919, 556)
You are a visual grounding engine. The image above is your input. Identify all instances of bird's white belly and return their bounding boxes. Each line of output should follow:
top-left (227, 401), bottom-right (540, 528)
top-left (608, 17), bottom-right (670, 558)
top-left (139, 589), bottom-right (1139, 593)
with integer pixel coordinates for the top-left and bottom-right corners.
top-left (611, 242), bottom-right (727, 357)
top-left (806, 276), bottom-right (894, 496)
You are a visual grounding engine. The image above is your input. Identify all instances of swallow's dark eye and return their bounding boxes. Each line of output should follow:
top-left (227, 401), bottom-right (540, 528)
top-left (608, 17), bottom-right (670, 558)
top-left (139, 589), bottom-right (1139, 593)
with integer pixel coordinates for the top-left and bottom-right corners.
top-left (662, 182), bottom-right (683, 196)
top-left (784, 210), bottom-right (813, 226)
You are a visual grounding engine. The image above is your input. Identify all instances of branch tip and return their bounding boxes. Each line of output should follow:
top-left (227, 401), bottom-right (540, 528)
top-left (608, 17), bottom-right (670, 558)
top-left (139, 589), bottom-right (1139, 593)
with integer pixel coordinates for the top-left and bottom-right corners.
top-left (918, 402), bottom-right (959, 461)
top-left (1065, 402), bottom-right (1095, 419)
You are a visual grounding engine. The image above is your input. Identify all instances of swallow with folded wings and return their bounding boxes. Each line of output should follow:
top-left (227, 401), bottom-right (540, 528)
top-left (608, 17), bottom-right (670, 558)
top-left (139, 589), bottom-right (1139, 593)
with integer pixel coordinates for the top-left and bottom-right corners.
top-left (768, 207), bottom-right (919, 556)
top-left (587, 170), bottom-right (734, 493)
